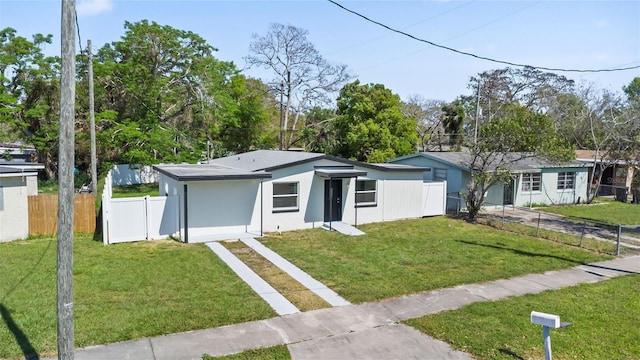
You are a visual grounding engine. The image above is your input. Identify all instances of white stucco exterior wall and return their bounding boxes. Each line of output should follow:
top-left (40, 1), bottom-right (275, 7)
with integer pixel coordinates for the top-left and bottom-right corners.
top-left (157, 158), bottom-right (429, 242)
top-left (0, 176), bottom-right (30, 242)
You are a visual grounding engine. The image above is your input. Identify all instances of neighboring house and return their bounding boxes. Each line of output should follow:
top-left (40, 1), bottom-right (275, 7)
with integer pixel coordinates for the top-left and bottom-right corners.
top-left (0, 142), bottom-right (36, 163)
top-left (389, 152), bottom-right (589, 211)
top-left (575, 150), bottom-right (635, 197)
top-left (152, 150), bottom-right (439, 243)
top-left (0, 162), bottom-right (43, 242)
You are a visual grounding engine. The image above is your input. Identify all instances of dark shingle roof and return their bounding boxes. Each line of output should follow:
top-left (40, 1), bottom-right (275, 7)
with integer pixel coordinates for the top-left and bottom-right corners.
top-left (393, 151), bottom-right (585, 173)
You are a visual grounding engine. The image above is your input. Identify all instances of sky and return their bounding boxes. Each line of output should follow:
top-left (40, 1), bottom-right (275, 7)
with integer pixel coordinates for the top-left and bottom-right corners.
top-left (1, 0), bottom-right (639, 103)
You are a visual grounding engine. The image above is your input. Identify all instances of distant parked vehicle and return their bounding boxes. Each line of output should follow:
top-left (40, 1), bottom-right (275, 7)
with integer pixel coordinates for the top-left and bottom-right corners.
top-left (77, 183), bottom-right (92, 194)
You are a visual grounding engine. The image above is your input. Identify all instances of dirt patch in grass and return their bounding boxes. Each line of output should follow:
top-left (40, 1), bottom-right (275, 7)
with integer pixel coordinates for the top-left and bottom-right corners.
top-left (223, 241), bottom-right (330, 312)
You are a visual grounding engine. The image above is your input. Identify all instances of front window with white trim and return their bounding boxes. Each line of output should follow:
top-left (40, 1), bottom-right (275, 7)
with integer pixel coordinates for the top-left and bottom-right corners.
top-left (273, 182), bottom-right (299, 212)
top-left (355, 179), bottom-right (377, 207)
top-left (557, 172), bottom-right (575, 190)
top-left (522, 172), bottom-right (541, 192)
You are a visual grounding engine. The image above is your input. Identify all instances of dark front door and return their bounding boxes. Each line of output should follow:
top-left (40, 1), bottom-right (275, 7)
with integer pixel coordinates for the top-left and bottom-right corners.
top-left (324, 179), bottom-right (342, 222)
top-left (503, 179), bottom-right (514, 205)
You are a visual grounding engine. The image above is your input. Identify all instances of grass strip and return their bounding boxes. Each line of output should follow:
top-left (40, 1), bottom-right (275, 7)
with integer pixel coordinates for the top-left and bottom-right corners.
top-left (539, 199), bottom-right (640, 226)
top-left (111, 182), bottom-right (159, 198)
top-left (222, 241), bottom-right (330, 312)
top-left (203, 345), bottom-right (291, 360)
top-left (406, 274), bottom-right (640, 359)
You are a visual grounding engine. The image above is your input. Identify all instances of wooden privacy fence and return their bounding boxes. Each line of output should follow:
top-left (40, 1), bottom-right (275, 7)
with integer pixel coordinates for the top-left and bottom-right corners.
top-left (28, 194), bottom-right (96, 235)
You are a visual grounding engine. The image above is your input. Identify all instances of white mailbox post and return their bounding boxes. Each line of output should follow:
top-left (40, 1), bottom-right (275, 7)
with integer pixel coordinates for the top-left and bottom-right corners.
top-left (530, 311), bottom-right (572, 360)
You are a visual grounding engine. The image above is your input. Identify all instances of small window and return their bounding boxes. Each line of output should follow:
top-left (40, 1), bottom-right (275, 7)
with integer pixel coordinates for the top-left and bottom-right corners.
top-left (434, 168), bottom-right (448, 182)
top-left (557, 172), bottom-right (575, 190)
top-left (522, 172), bottom-right (541, 191)
top-left (356, 180), bottom-right (377, 207)
top-left (273, 182), bottom-right (298, 212)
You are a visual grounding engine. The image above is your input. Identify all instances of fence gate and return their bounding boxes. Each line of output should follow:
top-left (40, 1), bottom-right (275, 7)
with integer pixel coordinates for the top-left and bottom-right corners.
top-left (422, 181), bottom-right (446, 216)
top-left (102, 195), bottom-right (177, 244)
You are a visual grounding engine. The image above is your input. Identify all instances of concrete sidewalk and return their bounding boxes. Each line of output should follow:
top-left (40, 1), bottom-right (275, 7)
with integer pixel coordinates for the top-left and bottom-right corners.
top-left (53, 256), bottom-right (639, 360)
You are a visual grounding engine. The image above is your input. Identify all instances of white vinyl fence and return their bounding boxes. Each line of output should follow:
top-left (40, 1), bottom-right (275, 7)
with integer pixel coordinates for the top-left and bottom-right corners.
top-left (102, 170), bottom-right (178, 245)
top-left (422, 181), bottom-right (446, 217)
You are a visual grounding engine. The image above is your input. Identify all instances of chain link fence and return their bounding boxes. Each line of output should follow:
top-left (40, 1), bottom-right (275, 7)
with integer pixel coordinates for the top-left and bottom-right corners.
top-left (448, 196), bottom-right (640, 256)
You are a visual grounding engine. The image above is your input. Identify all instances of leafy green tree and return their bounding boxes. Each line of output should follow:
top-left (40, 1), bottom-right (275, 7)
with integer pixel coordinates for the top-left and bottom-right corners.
top-left (89, 21), bottom-right (273, 165)
top-left (0, 28), bottom-right (60, 178)
top-left (462, 104), bottom-right (574, 222)
top-left (332, 80), bottom-right (417, 162)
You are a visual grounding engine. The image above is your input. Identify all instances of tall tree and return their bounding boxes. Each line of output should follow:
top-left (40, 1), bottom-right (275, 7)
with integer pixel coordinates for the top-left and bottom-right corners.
top-left (441, 99), bottom-right (466, 151)
top-left (90, 21), bottom-right (273, 166)
top-left (402, 96), bottom-right (445, 151)
top-left (332, 80), bottom-right (417, 163)
top-left (246, 23), bottom-right (351, 150)
top-left (468, 66), bottom-right (575, 126)
top-left (0, 28), bottom-right (61, 178)
top-left (462, 104), bottom-right (574, 222)
top-left (299, 106), bottom-right (336, 153)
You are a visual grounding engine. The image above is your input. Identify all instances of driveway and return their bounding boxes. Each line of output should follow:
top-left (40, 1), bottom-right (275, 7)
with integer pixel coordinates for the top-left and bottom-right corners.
top-left (482, 206), bottom-right (640, 251)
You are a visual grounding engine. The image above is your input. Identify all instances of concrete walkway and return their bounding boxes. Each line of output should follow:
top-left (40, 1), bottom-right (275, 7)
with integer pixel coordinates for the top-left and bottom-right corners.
top-left (205, 242), bottom-right (299, 315)
top-left (57, 255), bottom-right (639, 360)
top-left (240, 237), bottom-right (350, 307)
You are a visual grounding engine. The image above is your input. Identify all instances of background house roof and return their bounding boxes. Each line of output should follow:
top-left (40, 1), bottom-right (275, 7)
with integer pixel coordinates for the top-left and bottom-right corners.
top-left (394, 152), bottom-right (586, 173)
top-left (0, 165), bottom-right (40, 177)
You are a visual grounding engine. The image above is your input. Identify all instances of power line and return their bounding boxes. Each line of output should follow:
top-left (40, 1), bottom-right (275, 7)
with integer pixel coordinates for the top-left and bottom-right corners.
top-left (327, 0), bottom-right (640, 73)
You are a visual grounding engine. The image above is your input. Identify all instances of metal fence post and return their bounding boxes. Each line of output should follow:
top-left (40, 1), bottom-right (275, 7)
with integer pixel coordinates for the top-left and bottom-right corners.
top-left (617, 225), bottom-right (621, 256)
top-left (502, 203), bottom-right (505, 229)
top-left (580, 220), bottom-right (586, 247)
top-left (536, 212), bottom-right (541, 238)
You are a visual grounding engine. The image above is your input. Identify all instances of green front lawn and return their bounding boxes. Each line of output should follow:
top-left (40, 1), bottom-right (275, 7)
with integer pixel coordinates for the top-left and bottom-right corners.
top-left (261, 217), bottom-right (610, 303)
top-left (0, 236), bottom-right (275, 360)
top-left (540, 199), bottom-right (640, 225)
top-left (407, 274), bottom-right (640, 359)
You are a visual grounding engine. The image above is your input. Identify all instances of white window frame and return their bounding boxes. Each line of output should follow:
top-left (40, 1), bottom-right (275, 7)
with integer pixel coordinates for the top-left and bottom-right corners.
top-left (272, 182), bottom-right (299, 213)
top-left (557, 172), bottom-right (575, 190)
top-left (522, 172), bottom-right (541, 192)
top-left (355, 179), bottom-right (377, 207)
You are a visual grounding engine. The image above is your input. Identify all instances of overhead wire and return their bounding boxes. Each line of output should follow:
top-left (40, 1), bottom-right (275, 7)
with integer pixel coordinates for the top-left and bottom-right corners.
top-left (327, 0), bottom-right (640, 73)
top-left (328, 0), bottom-right (477, 56)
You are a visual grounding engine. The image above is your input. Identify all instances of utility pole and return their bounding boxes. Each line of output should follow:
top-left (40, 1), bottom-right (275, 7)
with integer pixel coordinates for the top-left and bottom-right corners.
top-left (474, 79), bottom-right (481, 145)
top-left (58, 0), bottom-right (75, 359)
top-left (88, 39), bottom-right (97, 193)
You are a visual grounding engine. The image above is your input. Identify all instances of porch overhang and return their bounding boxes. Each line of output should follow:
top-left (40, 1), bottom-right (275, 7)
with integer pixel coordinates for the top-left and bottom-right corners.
top-left (314, 169), bottom-right (367, 178)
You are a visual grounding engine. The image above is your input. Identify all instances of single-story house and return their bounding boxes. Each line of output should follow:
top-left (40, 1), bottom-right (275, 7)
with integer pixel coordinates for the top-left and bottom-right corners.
top-left (575, 150), bottom-right (635, 197)
top-left (0, 162), bottom-right (43, 242)
top-left (153, 150), bottom-right (440, 243)
top-left (0, 142), bottom-right (36, 162)
top-left (389, 152), bottom-right (589, 210)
